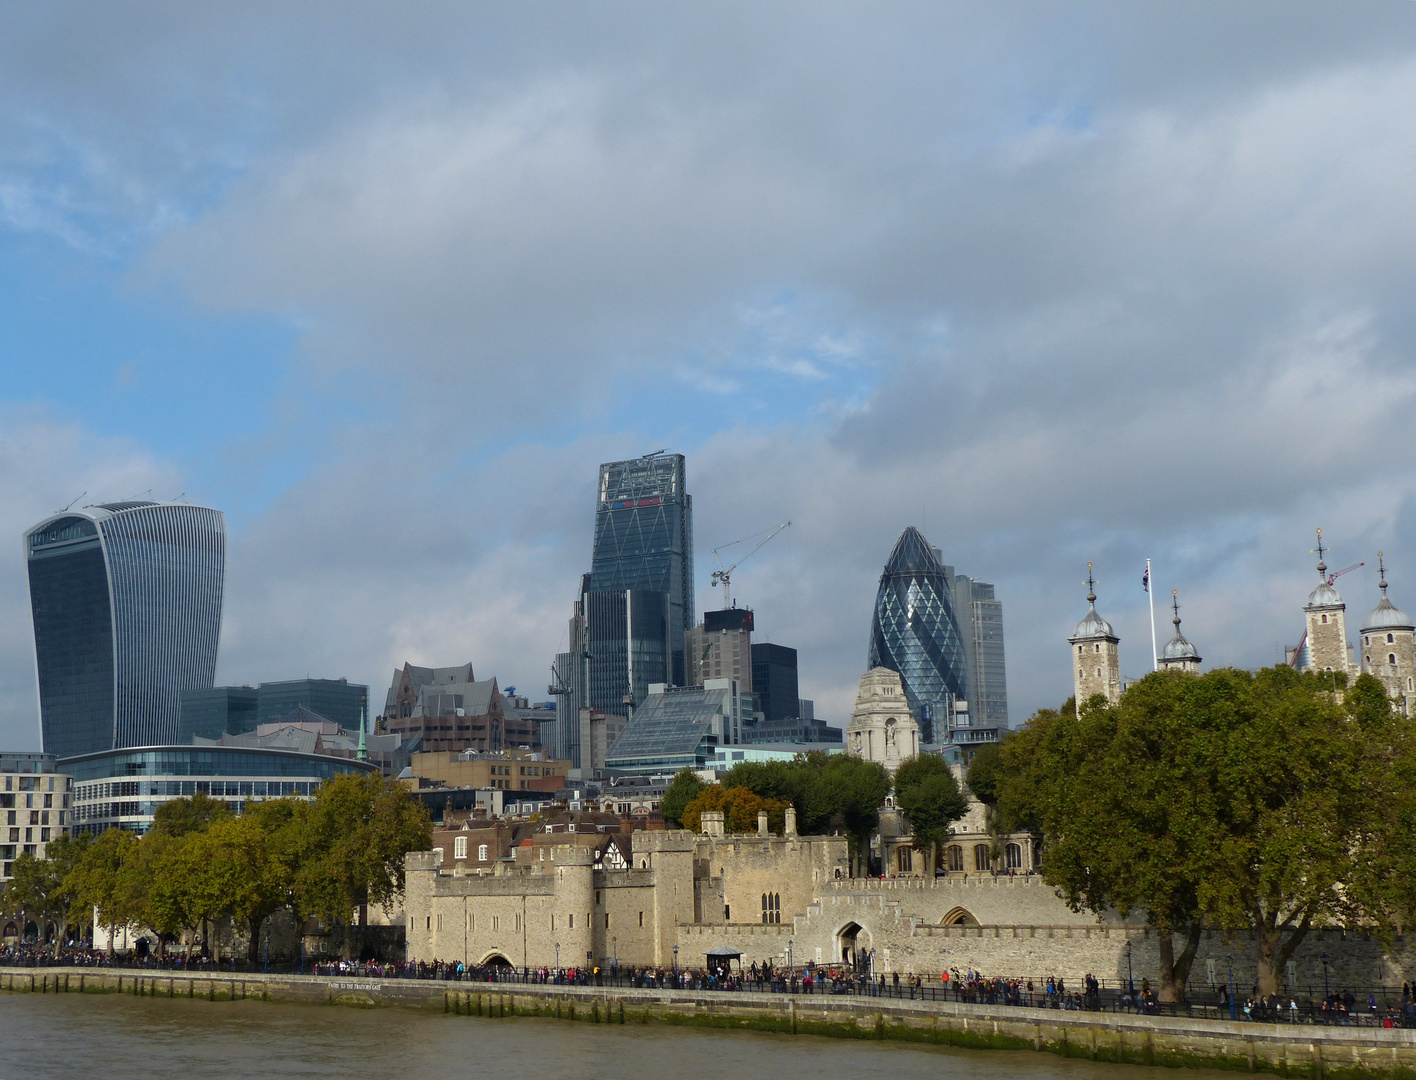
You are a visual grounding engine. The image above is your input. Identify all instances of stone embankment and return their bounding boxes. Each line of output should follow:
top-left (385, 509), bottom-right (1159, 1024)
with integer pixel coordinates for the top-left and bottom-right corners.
top-left (4, 966), bottom-right (1415, 1078)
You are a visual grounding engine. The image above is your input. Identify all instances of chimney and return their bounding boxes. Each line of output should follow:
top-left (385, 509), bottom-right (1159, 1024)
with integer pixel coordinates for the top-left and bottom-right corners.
top-left (784, 806), bottom-right (797, 838)
top-left (701, 810), bottom-right (725, 838)
top-left (757, 810), bottom-right (769, 837)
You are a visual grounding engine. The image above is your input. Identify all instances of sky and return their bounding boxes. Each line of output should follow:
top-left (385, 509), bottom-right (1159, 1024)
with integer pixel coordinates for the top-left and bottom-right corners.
top-left (4, 2), bottom-right (1416, 749)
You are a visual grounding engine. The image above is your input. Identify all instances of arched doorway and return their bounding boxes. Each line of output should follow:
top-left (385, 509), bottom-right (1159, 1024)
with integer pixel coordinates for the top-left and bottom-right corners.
top-left (23, 921), bottom-right (38, 941)
top-left (836, 922), bottom-right (872, 972)
top-left (941, 907), bottom-right (978, 927)
top-left (479, 952), bottom-right (513, 969)
top-left (2, 922), bottom-right (17, 940)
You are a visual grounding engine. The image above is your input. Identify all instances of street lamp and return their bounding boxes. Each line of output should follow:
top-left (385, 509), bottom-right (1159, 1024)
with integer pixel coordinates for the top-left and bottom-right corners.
top-left (787, 939), bottom-right (794, 975)
top-left (1127, 940), bottom-right (1134, 996)
top-left (673, 944), bottom-right (679, 979)
top-left (1227, 955), bottom-right (1236, 1021)
top-left (1322, 953), bottom-right (1329, 1002)
top-left (613, 936), bottom-right (618, 976)
top-left (555, 941), bottom-right (561, 978)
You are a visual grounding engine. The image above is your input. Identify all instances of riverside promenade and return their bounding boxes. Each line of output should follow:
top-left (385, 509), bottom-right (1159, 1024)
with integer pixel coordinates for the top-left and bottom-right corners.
top-left (4, 965), bottom-right (1416, 1078)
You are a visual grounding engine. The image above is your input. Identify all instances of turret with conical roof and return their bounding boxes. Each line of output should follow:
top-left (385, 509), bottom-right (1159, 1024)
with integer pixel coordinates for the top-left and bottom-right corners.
top-left (1302, 529), bottom-right (1353, 675)
top-left (1068, 564), bottom-right (1122, 705)
top-left (1157, 590), bottom-right (1201, 673)
top-left (1361, 554), bottom-right (1414, 716)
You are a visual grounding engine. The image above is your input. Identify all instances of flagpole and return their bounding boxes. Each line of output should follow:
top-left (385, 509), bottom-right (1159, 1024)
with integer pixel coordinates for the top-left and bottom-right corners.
top-left (1147, 557), bottom-right (1158, 672)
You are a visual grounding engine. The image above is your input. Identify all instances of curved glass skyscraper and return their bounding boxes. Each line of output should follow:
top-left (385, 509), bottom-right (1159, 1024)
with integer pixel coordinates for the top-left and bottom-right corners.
top-left (867, 526), bottom-right (969, 740)
top-left (25, 501), bottom-right (225, 758)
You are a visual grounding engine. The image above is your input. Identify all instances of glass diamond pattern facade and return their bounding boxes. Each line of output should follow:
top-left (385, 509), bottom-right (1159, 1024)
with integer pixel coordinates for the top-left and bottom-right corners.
top-left (867, 527), bottom-right (969, 741)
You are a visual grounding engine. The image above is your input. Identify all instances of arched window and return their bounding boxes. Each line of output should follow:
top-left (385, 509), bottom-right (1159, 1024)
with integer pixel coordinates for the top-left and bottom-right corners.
top-left (1077, 645), bottom-right (1083, 655)
top-left (973, 844), bottom-right (991, 872)
top-left (1096, 668), bottom-right (1102, 677)
top-left (946, 845), bottom-right (965, 872)
top-left (1095, 644), bottom-right (1101, 653)
top-left (1005, 843), bottom-right (1023, 869)
top-left (1390, 633), bottom-right (1396, 644)
top-left (1391, 654), bottom-right (1398, 666)
top-left (1321, 614), bottom-right (1328, 624)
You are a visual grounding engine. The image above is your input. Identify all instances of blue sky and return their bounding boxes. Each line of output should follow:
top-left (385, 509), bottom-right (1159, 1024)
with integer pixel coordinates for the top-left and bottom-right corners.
top-left (4, 2), bottom-right (1416, 748)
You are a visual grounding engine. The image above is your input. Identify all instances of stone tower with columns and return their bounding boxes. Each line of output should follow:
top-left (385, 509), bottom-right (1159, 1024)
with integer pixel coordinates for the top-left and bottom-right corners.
top-left (1068, 565), bottom-right (1122, 705)
top-left (1157, 589), bottom-right (1202, 674)
top-left (1302, 529), bottom-right (1353, 675)
top-left (846, 666), bottom-right (919, 774)
top-left (1360, 554), bottom-right (1415, 716)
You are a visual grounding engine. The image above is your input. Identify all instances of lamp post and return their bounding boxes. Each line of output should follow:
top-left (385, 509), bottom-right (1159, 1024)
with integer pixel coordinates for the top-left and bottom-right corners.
top-left (613, 936), bottom-right (618, 976)
top-left (673, 944), bottom-right (679, 980)
top-left (1322, 953), bottom-right (1330, 1001)
top-left (1127, 940), bottom-right (1134, 995)
top-left (787, 939), bottom-right (794, 976)
top-left (555, 941), bottom-right (560, 980)
top-left (1227, 955), bottom-right (1237, 1021)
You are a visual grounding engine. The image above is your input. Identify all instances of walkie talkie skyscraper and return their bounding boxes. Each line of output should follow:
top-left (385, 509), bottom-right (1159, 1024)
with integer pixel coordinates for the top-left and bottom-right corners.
top-left (25, 501), bottom-right (225, 758)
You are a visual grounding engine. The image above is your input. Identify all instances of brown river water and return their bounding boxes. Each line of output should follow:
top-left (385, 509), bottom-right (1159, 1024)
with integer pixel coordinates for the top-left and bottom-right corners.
top-left (0, 991), bottom-right (1239, 1080)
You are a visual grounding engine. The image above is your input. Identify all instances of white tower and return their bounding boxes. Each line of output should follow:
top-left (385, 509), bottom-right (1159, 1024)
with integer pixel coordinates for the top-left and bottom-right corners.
top-left (1068, 564), bottom-right (1121, 705)
top-left (1360, 554), bottom-right (1415, 716)
top-left (846, 667), bottom-right (919, 774)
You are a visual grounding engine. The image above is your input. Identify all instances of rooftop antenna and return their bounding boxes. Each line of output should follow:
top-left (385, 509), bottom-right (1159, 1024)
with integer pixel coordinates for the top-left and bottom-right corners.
top-left (172, 492), bottom-right (186, 503)
top-left (59, 491), bottom-right (86, 513)
top-left (641, 448), bottom-right (668, 458)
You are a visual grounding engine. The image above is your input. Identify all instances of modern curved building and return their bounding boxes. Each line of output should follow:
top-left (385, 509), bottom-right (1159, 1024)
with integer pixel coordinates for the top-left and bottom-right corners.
top-left (25, 501), bottom-right (226, 759)
top-left (867, 527), bottom-right (970, 740)
top-left (63, 745), bottom-right (378, 835)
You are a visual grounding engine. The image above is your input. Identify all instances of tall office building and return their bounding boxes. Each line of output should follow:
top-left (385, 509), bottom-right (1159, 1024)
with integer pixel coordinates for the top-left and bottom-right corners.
top-left (950, 574), bottom-right (1009, 727)
top-left (750, 642), bottom-right (799, 725)
top-left (589, 452), bottom-right (694, 686)
top-left (25, 501), bottom-right (225, 759)
top-left (866, 526), bottom-right (969, 743)
top-left (687, 607), bottom-right (754, 690)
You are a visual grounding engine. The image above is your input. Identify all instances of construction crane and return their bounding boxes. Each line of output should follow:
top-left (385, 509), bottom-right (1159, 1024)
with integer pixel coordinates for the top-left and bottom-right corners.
top-left (710, 521), bottom-right (791, 601)
top-left (1325, 562), bottom-right (1365, 586)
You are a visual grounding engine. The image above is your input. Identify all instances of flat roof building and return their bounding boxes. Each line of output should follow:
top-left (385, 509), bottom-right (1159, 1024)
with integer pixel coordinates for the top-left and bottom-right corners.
top-left (1, 752), bottom-right (72, 881)
top-left (62, 745), bottom-right (377, 835)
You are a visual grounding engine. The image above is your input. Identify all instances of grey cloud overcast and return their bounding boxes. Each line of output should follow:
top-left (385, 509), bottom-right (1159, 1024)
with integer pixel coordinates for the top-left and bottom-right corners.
top-left (2, 2), bottom-right (1416, 744)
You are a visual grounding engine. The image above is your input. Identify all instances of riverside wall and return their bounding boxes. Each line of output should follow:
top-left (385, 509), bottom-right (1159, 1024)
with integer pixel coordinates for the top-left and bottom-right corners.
top-left (5, 966), bottom-right (1416, 1078)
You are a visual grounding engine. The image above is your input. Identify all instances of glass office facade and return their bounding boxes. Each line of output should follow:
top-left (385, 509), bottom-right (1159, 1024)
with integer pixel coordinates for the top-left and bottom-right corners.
top-left (604, 683), bottom-right (736, 775)
top-left (750, 642), bottom-right (799, 724)
top-left (950, 575), bottom-right (1010, 727)
top-left (62, 745), bottom-right (377, 834)
top-left (27, 501), bottom-right (226, 758)
top-left (255, 678), bottom-right (367, 728)
top-left (586, 588), bottom-right (670, 714)
top-left (590, 453), bottom-right (693, 685)
top-left (867, 527), bottom-right (969, 743)
top-left (178, 686), bottom-right (259, 742)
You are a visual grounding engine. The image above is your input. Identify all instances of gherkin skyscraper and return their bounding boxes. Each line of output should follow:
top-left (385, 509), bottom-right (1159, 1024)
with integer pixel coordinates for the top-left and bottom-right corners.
top-left (867, 526), bottom-right (969, 742)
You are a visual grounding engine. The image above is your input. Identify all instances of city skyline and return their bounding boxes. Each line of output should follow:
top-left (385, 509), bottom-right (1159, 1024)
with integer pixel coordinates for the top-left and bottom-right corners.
top-left (3, 5), bottom-right (1416, 747)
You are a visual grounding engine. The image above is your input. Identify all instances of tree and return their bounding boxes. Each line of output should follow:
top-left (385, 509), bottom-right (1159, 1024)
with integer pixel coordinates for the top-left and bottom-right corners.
top-left (994, 668), bottom-right (1416, 1000)
top-left (660, 768), bottom-right (706, 826)
top-left (293, 774), bottom-right (431, 953)
top-left (206, 811), bottom-right (295, 964)
top-left (893, 754), bottom-right (968, 877)
top-left (149, 791), bottom-right (232, 837)
top-left (819, 755), bottom-right (890, 876)
top-left (63, 828), bottom-right (143, 955)
top-left (3, 832), bottom-right (91, 955)
top-left (680, 785), bottom-right (787, 833)
top-left (963, 742), bottom-right (1003, 807)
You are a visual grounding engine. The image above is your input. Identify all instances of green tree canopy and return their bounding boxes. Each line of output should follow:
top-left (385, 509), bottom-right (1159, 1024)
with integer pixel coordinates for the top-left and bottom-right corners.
top-left (660, 768), bottom-right (706, 826)
top-left (963, 742), bottom-right (1002, 806)
top-left (893, 754), bottom-right (968, 877)
top-left (3, 831), bottom-right (91, 955)
top-left (995, 668), bottom-right (1416, 998)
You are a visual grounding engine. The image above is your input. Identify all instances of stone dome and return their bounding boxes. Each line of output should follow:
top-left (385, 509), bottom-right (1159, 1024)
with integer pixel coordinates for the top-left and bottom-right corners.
top-left (1305, 581), bottom-right (1343, 610)
top-left (1070, 605), bottom-right (1115, 641)
top-left (1161, 630), bottom-right (1199, 661)
top-left (1363, 595), bottom-right (1413, 633)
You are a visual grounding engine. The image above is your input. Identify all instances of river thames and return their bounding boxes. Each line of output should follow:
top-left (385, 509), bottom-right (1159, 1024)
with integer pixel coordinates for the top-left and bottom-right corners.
top-left (0, 991), bottom-right (1248, 1080)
